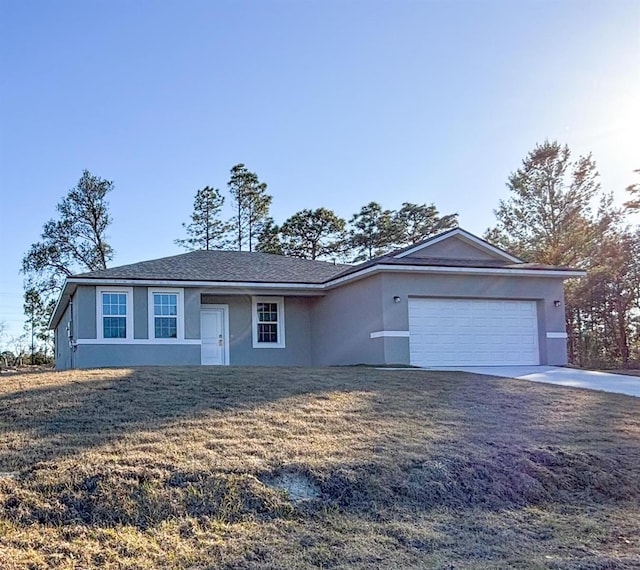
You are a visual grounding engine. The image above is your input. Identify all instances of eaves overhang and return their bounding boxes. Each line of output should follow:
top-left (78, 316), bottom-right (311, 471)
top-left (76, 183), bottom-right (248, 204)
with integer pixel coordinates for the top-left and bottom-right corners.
top-left (49, 265), bottom-right (587, 330)
top-left (48, 277), bottom-right (326, 329)
top-left (323, 264), bottom-right (587, 289)
top-left (48, 281), bottom-right (78, 330)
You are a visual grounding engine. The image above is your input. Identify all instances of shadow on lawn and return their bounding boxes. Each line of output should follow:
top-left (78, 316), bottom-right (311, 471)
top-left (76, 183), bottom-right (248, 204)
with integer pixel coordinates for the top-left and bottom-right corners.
top-left (0, 366), bottom-right (459, 470)
top-left (1, 366), bottom-right (639, 529)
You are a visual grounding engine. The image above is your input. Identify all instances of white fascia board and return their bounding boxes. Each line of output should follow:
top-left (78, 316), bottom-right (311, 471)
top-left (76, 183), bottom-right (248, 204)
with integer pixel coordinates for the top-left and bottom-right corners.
top-left (52, 265), bottom-right (585, 329)
top-left (49, 282), bottom-right (77, 329)
top-left (394, 228), bottom-right (523, 263)
top-left (66, 278), bottom-right (326, 291)
top-left (325, 264), bottom-right (586, 288)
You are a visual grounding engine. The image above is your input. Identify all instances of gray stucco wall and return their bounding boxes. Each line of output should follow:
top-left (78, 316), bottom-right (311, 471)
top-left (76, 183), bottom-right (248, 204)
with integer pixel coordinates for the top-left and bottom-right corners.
top-left (54, 301), bottom-right (73, 370)
top-left (413, 237), bottom-right (502, 260)
top-left (378, 273), bottom-right (568, 365)
top-left (65, 285), bottom-right (207, 369)
top-left (75, 286), bottom-right (197, 341)
top-left (311, 275), bottom-right (384, 365)
top-left (310, 272), bottom-right (568, 367)
top-left (76, 286), bottom-right (96, 339)
top-left (75, 344), bottom-right (200, 368)
top-left (133, 287), bottom-right (148, 339)
top-left (185, 289), bottom-right (201, 339)
top-left (201, 294), bottom-right (313, 366)
top-left (57, 273), bottom-right (570, 370)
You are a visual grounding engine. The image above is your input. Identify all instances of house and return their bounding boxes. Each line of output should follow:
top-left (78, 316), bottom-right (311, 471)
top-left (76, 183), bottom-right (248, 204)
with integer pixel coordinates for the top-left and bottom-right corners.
top-left (49, 228), bottom-right (585, 370)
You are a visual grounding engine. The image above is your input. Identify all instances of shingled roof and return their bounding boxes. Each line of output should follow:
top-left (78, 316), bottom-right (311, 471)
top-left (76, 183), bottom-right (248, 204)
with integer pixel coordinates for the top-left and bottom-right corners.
top-left (52, 229), bottom-right (585, 330)
top-left (73, 250), bottom-right (349, 284)
top-left (331, 255), bottom-right (580, 278)
top-left (73, 232), bottom-right (579, 286)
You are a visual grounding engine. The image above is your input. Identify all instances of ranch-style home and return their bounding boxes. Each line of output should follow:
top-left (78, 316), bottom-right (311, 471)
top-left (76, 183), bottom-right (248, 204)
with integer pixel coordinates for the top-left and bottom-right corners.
top-left (49, 228), bottom-right (584, 370)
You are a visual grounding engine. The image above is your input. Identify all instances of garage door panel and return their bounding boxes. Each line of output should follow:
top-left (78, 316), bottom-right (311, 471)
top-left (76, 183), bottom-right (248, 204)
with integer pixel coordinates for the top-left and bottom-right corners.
top-left (409, 298), bottom-right (540, 367)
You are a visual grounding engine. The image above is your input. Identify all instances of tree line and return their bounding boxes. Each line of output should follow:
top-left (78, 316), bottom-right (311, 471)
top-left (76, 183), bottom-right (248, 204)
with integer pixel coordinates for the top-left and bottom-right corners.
top-left (14, 144), bottom-right (640, 369)
top-left (485, 141), bottom-right (639, 368)
top-left (173, 162), bottom-right (458, 261)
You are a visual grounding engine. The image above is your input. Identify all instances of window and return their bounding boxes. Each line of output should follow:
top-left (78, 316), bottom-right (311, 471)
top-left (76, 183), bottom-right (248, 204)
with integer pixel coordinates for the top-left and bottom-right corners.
top-left (96, 287), bottom-right (133, 341)
top-left (153, 293), bottom-right (177, 338)
top-left (103, 293), bottom-right (127, 338)
top-left (252, 296), bottom-right (285, 348)
top-left (148, 289), bottom-right (184, 340)
top-left (257, 302), bottom-right (279, 343)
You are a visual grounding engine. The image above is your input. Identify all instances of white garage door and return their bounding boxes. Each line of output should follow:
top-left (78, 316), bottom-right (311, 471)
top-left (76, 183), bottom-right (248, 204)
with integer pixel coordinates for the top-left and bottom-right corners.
top-left (408, 298), bottom-right (539, 367)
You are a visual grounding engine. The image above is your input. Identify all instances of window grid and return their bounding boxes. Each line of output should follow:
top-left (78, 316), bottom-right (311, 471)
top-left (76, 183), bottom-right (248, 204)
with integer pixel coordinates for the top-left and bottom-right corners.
top-left (102, 293), bottom-right (127, 338)
top-left (153, 293), bottom-right (178, 338)
top-left (257, 302), bottom-right (278, 343)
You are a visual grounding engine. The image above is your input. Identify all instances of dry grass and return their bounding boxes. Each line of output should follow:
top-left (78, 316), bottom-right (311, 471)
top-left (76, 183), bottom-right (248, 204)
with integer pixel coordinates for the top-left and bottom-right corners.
top-left (1, 366), bottom-right (639, 569)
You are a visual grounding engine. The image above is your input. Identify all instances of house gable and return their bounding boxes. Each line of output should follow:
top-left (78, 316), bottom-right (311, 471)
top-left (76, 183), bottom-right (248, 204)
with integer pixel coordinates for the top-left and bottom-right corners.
top-left (393, 229), bottom-right (522, 263)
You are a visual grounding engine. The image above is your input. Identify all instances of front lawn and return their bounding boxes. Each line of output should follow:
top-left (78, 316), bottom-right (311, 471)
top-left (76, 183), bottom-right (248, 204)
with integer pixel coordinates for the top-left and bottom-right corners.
top-left (0, 367), bottom-right (638, 569)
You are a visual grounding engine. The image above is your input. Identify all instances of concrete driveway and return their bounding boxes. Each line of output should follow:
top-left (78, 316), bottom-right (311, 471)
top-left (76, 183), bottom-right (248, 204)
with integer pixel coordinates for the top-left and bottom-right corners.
top-left (428, 366), bottom-right (640, 398)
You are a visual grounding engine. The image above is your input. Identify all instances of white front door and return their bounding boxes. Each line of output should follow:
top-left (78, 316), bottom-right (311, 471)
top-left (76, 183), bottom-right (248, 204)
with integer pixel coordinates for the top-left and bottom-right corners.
top-left (201, 307), bottom-right (227, 365)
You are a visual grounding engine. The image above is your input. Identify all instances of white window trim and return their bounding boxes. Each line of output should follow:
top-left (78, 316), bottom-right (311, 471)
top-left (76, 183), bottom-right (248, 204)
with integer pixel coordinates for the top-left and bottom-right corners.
top-left (252, 296), bottom-right (286, 349)
top-left (148, 288), bottom-right (185, 341)
top-left (96, 286), bottom-right (134, 341)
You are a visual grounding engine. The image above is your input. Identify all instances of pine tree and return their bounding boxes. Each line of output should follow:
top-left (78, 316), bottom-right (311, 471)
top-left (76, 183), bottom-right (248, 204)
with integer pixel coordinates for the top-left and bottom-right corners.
top-left (393, 202), bottom-right (458, 246)
top-left (22, 170), bottom-right (115, 353)
top-left (280, 208), bottom-right (345, 260)
top-left (227, 164), bottom-right (272, 251)
top-left (175, 186), bottom-right (229, 250)
top-left (485, 140), bottom-right (607, 266)
top-left (347, 202), bottom-right (398, 261)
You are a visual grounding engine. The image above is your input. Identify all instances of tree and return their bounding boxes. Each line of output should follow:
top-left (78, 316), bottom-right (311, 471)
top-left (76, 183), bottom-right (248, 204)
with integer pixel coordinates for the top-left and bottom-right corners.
top-left (485, 140), bottom-right (610, 266)
top-left (22, 170), bottom-right (114, 348)
top-left (9, 334), bottom-right (28, 367)
top-left (484, 140), bottom-right (639, 368)
top-left (0, 350), bottom-right (13, 368)
top-left (566, 227), bottom-right (640, 367)
top-left (393, 202), bottom-right (458, 246)
top-left (279, 208), bottom-right (346, 260)
top-left (0, 321), bottom-right (7, 363)
top-left (23, 286), bottom-right (55, 359)
top-left (347, 202), bottom-right (398, 261)
top-left (227, 164), bottom-right (272, 251)
top-left (624, 169), bottom-right (640, 212)
top-left (255, 217), bottom-right (283, 255)
top-left (175, 186), bottom-right (230, 251)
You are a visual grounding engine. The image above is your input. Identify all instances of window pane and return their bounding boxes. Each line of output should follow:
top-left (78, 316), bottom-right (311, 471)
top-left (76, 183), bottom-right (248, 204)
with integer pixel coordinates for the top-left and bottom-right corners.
top-left (103, 316), bottom-right (126, 338)
top-left (155, 317), bottom-right (177, 338)
top-left (257, 303), bottom-right (278, 323)
top-left (103, 293), bottom-right (127, 327)
top-left (258, 323), bottom-right (278, 343)
top-left (154, 293), bottom-right (177, 316)
top-left (256, 301), bottom-right (279, 343)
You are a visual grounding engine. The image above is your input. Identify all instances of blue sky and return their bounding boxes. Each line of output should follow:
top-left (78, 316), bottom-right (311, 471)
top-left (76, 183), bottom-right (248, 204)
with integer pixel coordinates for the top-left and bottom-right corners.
top-left (0, 0), bottom-right (638, 341)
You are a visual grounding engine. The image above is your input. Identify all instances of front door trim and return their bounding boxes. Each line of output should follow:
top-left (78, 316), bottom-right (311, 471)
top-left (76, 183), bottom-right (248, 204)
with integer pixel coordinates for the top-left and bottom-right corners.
top-left (200, 304), bottom-right (230, 365)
